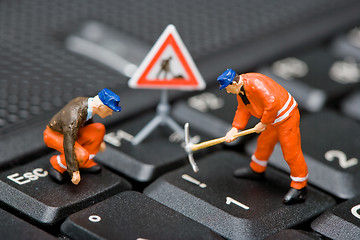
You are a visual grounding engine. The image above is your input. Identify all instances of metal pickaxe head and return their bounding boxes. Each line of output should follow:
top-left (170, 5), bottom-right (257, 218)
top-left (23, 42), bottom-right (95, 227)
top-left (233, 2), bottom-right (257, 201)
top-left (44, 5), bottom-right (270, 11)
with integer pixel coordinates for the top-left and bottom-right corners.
top-left (184, 123), bottom-right (199, 172)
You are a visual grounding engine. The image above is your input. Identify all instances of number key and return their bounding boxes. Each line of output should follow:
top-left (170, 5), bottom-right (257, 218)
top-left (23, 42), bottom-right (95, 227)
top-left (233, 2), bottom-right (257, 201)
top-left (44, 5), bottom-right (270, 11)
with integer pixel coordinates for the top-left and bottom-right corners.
top-left (312, 195), bottom-right (360, 239)
top-left (245, 109), bottom-right (360, 199)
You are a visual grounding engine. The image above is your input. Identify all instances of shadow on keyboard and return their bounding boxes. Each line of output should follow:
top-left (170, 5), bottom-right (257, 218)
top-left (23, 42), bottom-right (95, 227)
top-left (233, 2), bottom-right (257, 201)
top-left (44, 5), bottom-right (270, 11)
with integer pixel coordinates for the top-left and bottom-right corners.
top-left (1, 0), bottom-right (360, 239)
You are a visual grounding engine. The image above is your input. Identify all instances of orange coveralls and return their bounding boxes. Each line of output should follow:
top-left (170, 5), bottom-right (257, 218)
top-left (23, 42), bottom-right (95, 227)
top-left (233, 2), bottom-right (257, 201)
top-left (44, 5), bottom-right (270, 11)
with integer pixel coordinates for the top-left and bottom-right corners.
top-left (44, 123), bottom-right (105, 174)
top-left (232, 73), bottom-right (308, 189)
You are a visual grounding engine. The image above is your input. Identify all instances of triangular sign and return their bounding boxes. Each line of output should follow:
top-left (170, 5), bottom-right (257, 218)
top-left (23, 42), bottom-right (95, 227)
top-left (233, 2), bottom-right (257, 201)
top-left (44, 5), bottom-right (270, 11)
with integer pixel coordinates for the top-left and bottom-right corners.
top-left (128, 24), bottom-right (206, 90)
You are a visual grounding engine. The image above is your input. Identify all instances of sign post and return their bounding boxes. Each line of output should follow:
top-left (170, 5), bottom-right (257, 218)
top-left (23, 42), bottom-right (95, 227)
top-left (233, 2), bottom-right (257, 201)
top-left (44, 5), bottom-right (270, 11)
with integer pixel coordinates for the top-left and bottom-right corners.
top-left (128, 24), bottom-right (206, 145)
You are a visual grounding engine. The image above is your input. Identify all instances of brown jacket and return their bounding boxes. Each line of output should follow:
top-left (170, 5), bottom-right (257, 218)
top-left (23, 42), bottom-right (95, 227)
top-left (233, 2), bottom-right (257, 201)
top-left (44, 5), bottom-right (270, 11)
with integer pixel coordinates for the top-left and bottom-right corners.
top-left (48, 97), bottom-right (90, 173)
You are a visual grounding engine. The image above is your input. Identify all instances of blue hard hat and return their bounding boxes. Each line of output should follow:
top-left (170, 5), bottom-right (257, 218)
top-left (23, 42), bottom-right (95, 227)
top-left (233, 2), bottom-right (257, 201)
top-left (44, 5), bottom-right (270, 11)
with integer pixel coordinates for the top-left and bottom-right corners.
top-left (98, 88), bottom-right (122, 112)
top-left (217, 69), bottom-right (236, 90)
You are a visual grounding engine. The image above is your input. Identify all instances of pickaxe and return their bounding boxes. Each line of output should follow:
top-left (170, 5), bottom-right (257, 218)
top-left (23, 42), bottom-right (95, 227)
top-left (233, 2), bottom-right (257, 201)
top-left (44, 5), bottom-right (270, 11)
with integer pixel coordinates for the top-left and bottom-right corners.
top-left (184, 122), bottom-right (257, 172)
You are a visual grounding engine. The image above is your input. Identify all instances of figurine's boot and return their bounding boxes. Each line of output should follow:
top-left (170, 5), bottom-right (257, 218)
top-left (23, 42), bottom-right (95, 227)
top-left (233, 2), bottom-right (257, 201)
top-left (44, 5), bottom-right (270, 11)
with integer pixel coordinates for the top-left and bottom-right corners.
top-left (49, 155), bottom-right (66, 183)
top-left (283, 187), bottom-right (307, 205)
top-left (80, 156), bottom-right (102, 173)
top-left (81, 163), bottom-right (102, 173)
top-left (81, 164), bottom-right (102, 173)
top-left (49, 167), bottom-right (65, 183)
top-left (233, 167), bottom-right (265, 180)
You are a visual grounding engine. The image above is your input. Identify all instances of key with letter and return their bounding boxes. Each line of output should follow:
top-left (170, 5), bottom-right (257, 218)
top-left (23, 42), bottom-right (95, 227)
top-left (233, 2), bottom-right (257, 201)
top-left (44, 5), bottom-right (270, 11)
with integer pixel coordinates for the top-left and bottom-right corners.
top-left (0, 154), bottom-right (131, 225)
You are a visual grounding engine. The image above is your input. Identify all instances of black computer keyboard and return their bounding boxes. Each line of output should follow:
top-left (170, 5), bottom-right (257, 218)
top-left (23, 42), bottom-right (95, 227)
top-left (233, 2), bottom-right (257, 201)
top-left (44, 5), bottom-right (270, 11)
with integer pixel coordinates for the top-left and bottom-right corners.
top-left (1, 0), bottom-right (360, 239)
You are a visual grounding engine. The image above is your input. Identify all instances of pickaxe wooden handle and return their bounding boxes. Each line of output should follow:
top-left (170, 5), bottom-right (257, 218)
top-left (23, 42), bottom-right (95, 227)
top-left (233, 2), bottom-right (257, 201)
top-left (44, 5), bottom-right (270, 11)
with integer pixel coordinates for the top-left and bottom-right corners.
top-left (190, 127), bottom-right (257, 152)
top-left (184, 123), bottom-right (257, 173)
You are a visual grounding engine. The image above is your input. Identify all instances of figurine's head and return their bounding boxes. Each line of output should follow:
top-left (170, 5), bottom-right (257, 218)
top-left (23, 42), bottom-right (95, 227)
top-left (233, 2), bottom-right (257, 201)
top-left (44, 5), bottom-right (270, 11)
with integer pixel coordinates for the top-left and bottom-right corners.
top-left (92, 88), bottom-right (121, 118)
top-left (217, 69), bottom-right (242, 94)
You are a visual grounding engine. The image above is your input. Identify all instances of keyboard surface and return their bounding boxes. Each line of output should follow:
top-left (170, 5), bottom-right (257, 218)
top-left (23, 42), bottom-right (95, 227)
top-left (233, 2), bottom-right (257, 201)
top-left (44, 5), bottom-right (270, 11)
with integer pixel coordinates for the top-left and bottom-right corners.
top-left (1, 0), bottom-right (360, 239)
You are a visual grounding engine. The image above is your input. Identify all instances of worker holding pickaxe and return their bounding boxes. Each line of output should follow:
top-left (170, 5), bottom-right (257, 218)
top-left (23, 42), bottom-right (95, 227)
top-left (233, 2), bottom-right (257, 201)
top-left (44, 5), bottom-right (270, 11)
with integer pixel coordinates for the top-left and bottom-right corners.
top-left (218, 69), bottom-right (308, 205)
top-left (183, 70), bottom-right (308, 204)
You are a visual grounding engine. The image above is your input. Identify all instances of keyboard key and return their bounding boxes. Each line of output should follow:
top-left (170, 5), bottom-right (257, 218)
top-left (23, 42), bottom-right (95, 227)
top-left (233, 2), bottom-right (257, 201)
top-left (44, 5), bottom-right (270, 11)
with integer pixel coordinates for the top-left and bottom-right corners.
top-left (0, 208), bottom-right (56, 239)
top-left (331, 27), bottom-right (360, 61)
top-left (66, 21), bottom-right (150, 78)
top-left (172, 88), bottom-right (258, 142)
top-left (97, 111), bottom-right (205, 182)
top-left (0, 154), bottom-right (131, 225)
top-left (245, 109), bottom-right (360, 199)
top-left (61, 191), bottom-right (223, 240)
top-left (311, 195), bottom-right (360, 240)
top-left (144, 151), bottom-right (335, 239)
top-left (341, 90), bottom-right (360, 121)
top-left (259, 47), bottom-right (360, 111)
top-left (293, 48), bottom-right (360, 95)
top-left (265, 229), bottom-right (321, 240)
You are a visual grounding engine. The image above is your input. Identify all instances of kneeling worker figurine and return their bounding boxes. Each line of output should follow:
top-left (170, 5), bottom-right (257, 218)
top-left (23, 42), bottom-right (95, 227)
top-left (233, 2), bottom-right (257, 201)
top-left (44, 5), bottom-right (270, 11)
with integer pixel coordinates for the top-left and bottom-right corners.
top-left (217, 69), bottom-right (308, 205)
top-left (44, 88), bottom-right (121, 185)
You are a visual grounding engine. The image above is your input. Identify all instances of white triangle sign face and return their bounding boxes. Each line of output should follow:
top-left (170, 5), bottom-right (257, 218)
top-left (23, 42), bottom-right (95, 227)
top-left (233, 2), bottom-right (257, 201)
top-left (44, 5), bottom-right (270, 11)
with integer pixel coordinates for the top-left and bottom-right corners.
top-left (128, 24), bottom-right (206, 90)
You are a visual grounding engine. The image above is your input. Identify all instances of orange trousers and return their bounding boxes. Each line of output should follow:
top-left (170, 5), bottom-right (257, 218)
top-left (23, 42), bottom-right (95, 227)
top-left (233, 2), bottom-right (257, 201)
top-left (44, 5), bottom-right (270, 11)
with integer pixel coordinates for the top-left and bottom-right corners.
top-left (43, 123), bottom-right (105, 173)
top-left (250, 109), bottom-right (308, 189)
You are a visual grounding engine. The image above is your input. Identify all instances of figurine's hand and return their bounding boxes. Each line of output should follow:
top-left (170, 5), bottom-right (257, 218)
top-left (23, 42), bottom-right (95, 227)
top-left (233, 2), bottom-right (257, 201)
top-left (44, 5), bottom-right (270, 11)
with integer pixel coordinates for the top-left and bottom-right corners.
top-left (99, 141), bottom-right (106, 152)
top-left (225, 127), bottom-right (239, 142)
top-left (71, 171), bottom-right (81, 185)
top-left (254, 122), bottom-right (267, 133)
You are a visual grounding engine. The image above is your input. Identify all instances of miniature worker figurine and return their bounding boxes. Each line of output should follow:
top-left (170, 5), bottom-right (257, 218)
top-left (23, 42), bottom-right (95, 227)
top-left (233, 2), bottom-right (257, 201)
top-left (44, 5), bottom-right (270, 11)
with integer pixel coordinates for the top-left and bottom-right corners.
top-left (217, 69), bottom-right (308, 205)
top-left (43, 88), bottom-right (121, 185)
